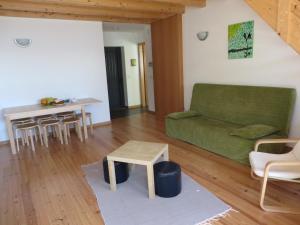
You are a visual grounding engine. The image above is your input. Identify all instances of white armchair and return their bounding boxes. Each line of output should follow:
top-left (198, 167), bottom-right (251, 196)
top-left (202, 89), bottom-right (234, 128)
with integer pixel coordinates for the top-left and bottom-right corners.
top-left (249, 138), bottom-right (300, 214)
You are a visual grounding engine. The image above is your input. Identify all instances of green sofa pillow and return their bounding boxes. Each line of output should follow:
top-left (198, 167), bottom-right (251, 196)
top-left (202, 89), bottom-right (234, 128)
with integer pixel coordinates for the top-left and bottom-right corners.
top-left (167, 111), bottom-right (200, 120)
top-left (229, 124), bottom-right (279, 140)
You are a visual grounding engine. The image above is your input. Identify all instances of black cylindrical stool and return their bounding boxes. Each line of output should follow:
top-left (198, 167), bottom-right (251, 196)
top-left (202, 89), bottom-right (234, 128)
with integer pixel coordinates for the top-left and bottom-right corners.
top-left (103, 157), bottom-right (129, 184)
top-left (154, 161), bottom-right (182, 198)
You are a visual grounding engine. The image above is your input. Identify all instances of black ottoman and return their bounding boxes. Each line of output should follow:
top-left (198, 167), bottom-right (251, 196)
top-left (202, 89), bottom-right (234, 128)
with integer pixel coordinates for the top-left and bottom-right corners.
top-left (154, 161), bottom-right (182, 198)
top-left (103, 157), bottom-right (129, 184)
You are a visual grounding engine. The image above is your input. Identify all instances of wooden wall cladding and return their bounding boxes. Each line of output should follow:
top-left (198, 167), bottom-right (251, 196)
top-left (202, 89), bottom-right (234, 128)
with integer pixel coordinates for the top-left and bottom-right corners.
top-left (151, 14), bottom-right (184, 119)
top-left (245, 0), bottom-right (300, 54)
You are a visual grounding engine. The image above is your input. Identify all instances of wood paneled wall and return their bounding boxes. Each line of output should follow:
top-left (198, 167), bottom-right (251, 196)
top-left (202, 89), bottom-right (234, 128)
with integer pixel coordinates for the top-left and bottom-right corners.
top-left (245, 0), bottom-right (300, 54)
top-left (151, 14), bottom-right (184, 119)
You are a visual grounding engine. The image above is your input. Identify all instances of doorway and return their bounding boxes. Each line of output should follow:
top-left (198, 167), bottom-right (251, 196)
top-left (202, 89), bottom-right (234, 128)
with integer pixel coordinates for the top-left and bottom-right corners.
top-left (104, 47), bottom-right (126, 112)
top-left (103, 22), bottom-right (155, 119)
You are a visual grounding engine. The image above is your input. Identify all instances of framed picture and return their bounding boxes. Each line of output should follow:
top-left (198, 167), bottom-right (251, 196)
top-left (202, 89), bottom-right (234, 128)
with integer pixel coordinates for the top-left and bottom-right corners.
top-left (228, 20), bottom-right (254, 59)
top-left (131, 59), bottom-right (137, 66)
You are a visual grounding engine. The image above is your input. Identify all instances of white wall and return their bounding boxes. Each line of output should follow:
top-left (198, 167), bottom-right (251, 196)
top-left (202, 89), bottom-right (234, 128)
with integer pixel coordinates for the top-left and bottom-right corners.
top-left (0, 16), bottom-right (110, 141)
top-left (183, 0), bottom-right (300, 137)
top-left (103, 28), bottom-right (155, 111)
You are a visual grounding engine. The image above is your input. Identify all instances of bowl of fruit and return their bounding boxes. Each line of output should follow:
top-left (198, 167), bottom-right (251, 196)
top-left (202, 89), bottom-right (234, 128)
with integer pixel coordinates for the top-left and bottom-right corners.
top-left (40, 97), bottom-right (65, 106)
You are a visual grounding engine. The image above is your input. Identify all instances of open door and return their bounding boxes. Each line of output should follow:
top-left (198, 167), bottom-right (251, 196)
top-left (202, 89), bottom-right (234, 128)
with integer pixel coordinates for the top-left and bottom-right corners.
top-left (138, 42), bottom-right (148, 108)
top-left (151, 14), bottom-right (184, 119)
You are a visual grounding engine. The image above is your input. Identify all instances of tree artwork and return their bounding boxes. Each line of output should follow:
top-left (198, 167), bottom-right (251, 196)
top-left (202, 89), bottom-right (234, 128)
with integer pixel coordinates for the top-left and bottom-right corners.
top-left (228, 20), bottom-right (254, 59)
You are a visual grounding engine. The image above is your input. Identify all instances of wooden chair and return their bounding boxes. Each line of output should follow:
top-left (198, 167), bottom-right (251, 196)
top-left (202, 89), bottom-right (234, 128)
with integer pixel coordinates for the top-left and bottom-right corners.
top-left (15, 122), bottom-right (43, 152)
top-left (249, 139), bottom-right (300, 214)
top-left (62, 116), bottom-right (83, 144)
top-left (77, 112), bottom-right (93, 134)
top-left (39, 119), bottom-right (63, 147)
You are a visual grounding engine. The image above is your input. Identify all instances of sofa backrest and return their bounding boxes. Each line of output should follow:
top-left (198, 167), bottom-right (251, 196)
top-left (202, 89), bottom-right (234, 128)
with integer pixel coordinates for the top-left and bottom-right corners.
top-left (190, 83), bottom-right (296, 135)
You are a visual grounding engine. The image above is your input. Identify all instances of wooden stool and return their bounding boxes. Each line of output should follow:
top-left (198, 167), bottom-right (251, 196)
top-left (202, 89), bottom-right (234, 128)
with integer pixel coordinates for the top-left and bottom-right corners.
top-left (13, 118), bottom-right (35, 145)
top-left (40, 119), bottom-right (63, 147)
top-left (77, 112), bottom-right (93, 134)
top-left (15, 122), bottom-right (43, 152)
top-left (35, 115), bottom-right (55, 123)
top-left (56, 111), bottom-right (75, 119)
top-left (12, 118), bottom-right (34, 125)
top-left (62, 116), bottom-right (83, 144)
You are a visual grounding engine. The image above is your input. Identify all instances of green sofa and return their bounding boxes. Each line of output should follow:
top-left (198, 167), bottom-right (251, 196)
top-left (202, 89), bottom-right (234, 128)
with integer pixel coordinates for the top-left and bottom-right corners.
top-left (166, 83), bottom-right (296, 164)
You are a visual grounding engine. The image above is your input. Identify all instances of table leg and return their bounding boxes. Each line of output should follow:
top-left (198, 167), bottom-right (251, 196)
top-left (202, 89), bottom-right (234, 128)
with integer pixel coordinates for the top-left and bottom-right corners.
top-left (129, 164), bottom-right (136, 173)
top-left (163, 148), bottom-right (169, 161)
top-left (6, 117), bottom-right (16, 155)
top-left (108, 160), bottom-right (117, 191)
top-left (147, 163), bottom-right (155, 199)
top-left (81, 106), bottom-right (88, 140)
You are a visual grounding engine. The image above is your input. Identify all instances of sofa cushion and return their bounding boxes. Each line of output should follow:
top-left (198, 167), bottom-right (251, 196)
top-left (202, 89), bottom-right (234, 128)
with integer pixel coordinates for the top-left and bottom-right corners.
top-left (167, 111), bottom-right (200, 120)
top-left (229, 124), bottom-right (279, 140)
top-left (166, 116), bottom-right (284, 164)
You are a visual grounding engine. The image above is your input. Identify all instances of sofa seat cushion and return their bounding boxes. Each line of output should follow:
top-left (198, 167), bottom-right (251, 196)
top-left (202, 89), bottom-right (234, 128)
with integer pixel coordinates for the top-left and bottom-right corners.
top-left (166, 116), bottom-right (284, 164)
top-left (167, 111), bottom-right (200, 120)
top-left (229, 124), bottom-right (279, 140)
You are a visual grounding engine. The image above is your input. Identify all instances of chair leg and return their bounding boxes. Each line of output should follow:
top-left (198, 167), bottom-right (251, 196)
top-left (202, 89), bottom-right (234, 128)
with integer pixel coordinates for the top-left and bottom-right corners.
top-left (21, 130), bottom-right (25, 146)
top-left (67, 124), bottom-right (71, 137)
top-left (43, 127), bottom-right (49, 148)
top-left (55, 126), bottom-right (60, 139)
top-left (89, 115), bottom-right (93, 134)
top-left (77, 122), bottom-right (83, 142)
top-left (259, 175), bottom-right (300, 214)
top-left (38, 126), bottom-right (44, 146)
top-left (34, 128), bottom-right (38, 142)
top-left (15, 129), bottom-right (20, 152)
top-left (58, 124), bottom-right (63, 145)
top-left (63, 124), bottom-right (68, 145)
top-left (29, 129), bottom-right (35, 151)
top-left (251, 170), bottom-right (260, 180)
top-left (25, 130), bottom-right (29, 146)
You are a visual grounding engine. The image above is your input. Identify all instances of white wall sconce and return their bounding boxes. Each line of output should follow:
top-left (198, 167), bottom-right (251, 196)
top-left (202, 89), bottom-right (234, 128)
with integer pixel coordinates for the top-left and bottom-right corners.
top-left (14, 38), bottom-right (32, 48)
top-left (196, 31), bottom-right (209, 41)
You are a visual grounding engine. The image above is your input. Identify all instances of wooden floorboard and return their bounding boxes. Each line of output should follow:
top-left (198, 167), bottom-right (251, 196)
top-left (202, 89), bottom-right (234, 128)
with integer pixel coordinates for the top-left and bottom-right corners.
top-left (0, 112), bottom-right (300, 225)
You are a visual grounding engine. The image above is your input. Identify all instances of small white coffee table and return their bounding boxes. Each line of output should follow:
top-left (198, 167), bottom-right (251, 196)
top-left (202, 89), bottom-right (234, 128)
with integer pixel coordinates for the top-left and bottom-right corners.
top-left (107, 140), bottom-right (169, 199)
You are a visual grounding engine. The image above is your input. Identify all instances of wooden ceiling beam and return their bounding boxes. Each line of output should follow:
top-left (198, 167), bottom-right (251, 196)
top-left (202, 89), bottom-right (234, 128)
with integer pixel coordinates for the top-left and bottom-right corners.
top-left (148, 0), bottom-right (206, 7)
top-left (0, 0), bottom-right (208, 24)
top-left (0, 9), bottom-right (155, 23)
top-left (0, 1), bottom-right (173, 21)
top-left (13, 0), bottom-right (185, 14)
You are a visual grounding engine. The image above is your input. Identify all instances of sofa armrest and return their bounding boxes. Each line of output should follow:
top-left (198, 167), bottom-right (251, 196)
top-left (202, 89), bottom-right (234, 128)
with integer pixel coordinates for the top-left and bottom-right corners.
top-left (254, 138), bottom-right (300, 152)
top-left (167, 111), bottom-right (200, 120)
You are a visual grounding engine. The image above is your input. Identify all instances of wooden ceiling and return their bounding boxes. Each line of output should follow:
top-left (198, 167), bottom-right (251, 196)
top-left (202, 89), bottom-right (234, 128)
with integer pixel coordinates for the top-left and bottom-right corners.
top-left (0, 0), bottom-right (206, 24)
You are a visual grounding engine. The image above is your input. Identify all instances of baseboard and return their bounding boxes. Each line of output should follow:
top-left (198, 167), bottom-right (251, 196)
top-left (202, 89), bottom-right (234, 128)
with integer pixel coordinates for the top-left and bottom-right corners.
top-left (0, 140), bottom-right (9, 146)
top-left (128, 105), bottom-right (142, 109)
top-left (147, 110), bottom-right (155, 114)
top-left (93, 121), bottom-right (111, 127)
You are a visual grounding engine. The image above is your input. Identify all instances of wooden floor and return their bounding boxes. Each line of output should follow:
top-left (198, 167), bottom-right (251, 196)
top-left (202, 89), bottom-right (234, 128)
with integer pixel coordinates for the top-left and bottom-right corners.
top-left (1, 112), bottom-right (300, 225)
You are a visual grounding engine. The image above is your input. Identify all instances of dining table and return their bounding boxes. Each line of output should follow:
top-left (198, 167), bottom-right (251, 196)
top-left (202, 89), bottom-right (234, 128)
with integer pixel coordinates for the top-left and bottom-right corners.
top-left (2, 98), bottom-right (101, 154)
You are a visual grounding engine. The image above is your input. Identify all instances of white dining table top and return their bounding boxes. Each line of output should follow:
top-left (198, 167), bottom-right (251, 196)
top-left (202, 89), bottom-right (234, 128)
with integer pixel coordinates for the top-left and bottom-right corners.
top-left (3, 98), bottom-right (101, 117)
